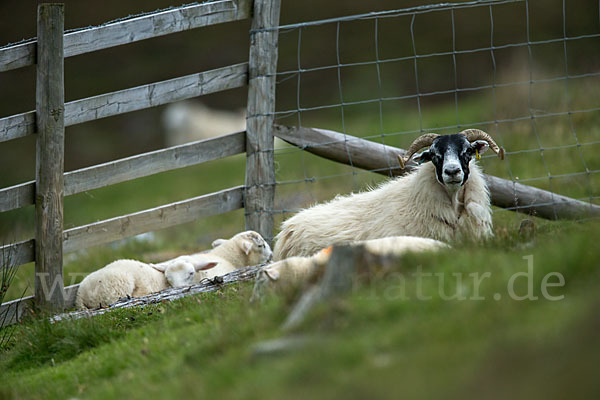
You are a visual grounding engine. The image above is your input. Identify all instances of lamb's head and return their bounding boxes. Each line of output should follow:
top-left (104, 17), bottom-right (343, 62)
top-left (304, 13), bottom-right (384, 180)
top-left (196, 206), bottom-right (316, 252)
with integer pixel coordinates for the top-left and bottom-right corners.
top-left (225, 230), bottom-right (273, 265)
top-left (399, 129), bottom-right (504, 191)
top-left (154, 259), bottom-right (218, 288)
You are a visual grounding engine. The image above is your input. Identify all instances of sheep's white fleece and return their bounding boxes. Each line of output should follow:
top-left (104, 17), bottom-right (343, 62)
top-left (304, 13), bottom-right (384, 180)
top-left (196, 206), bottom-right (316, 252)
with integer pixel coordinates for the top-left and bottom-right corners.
top-left (273, 161), bottom-right (490, 260)
top-left (159, 230), bottom-right (273, 283)
top-left (75, 259), bottom-right (184, 310)
top-left (259, 236), bottom-right (449, 291)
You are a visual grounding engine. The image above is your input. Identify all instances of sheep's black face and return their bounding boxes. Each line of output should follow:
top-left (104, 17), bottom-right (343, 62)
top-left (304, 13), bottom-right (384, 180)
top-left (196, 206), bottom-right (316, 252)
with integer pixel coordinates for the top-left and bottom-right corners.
top-left (414, 134), bottom-right (489, 191)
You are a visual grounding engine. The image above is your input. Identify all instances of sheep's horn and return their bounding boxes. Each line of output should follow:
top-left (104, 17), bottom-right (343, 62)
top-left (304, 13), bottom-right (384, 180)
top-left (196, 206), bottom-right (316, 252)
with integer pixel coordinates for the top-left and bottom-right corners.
top-left (459, 129), bottom-right (505, 160)
top-left (398, 133), bottom-right (439, 169)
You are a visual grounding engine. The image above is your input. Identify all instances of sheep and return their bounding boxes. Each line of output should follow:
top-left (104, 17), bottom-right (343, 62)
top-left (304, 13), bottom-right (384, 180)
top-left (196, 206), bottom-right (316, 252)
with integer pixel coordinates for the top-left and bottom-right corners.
top-left (273, 129), bottom-right (504, 260)
top-left (156, 230), bottom-right (273, 284)
top-left (75, 258), bottom-right (216, 310)
top-left (254, 236), bottom-right (449, 295)
top-left (162, 101), bottom-right (246, 147)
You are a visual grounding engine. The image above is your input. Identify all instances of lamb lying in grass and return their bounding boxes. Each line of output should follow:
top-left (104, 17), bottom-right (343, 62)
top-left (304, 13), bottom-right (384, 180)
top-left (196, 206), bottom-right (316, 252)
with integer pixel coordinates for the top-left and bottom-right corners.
top-left (157, 230), bottom-right (273, 283)
top-left (76, 231), bottom-right (272, 310)
top-left (75, 258), bottom-right (213, 310)
top-left (253, 236), bottom-right (449, 296)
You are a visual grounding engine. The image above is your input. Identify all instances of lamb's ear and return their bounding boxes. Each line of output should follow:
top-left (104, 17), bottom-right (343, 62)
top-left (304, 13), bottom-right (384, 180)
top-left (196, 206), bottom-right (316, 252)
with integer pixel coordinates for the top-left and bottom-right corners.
top-left (150, 263), bottom-right (167, 272)
top-left (240, 239), bottom-right (253, 255)
top-left (263, 268), bottom-right (280, 281)
top-left (195, 261), bottom-right (218, 271)
top-left (412, 150), bottom-right (432, 165)
top-left (211, 239), bottom-right (227, 248)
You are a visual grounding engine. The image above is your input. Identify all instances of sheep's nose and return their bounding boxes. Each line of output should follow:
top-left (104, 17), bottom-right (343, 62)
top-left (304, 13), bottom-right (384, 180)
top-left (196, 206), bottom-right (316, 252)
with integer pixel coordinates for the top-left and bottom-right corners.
top-left (444, 166), bottom-right (461, 176)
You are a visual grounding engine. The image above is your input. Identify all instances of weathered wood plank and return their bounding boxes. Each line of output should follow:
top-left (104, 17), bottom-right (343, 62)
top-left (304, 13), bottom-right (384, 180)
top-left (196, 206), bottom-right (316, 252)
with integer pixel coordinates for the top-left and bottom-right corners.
top-left (64, 131), bottom-right (246, 196)
top-left (0, 284), bottom-right (79, 328)
top-left (0, 0), bottom-right (251, 73)
top-left (0, 131), bottom-right (245, 213)
top-left (245, 0), bottom-right (281, 244)
top-left (62, 186), bottom-right (244, 253)
top-left (0, 63), bottom-right (248, 143)
top-left (35, 4), bottom-right (65, 312)
top-left (0, 111), bottom-right (35, 143)
top-left (0, 240), bottom-right (35, 269)
top-left (274, 124), bottom-right (600, 220)
top-left (65, 62), bottom-right (248, 127)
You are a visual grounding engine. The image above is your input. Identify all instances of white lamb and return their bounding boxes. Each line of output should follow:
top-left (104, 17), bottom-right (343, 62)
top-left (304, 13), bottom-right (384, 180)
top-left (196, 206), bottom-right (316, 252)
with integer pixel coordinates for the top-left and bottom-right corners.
top-left (273, 130), bottom-right (504, 260)
top-left (254, 236), bottom-right (449, 294)
top-left (156, 230), bottom-right (273, 284)
top-left (75, 258), bottom-right (214, 310)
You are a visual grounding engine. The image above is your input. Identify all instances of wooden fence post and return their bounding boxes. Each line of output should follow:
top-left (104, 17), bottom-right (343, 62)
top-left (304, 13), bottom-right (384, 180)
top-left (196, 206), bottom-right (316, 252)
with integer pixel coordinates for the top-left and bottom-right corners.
top-left (34, 3), bottom-right (65, 312)
top-left (245, 0), bottom-right (281, 244)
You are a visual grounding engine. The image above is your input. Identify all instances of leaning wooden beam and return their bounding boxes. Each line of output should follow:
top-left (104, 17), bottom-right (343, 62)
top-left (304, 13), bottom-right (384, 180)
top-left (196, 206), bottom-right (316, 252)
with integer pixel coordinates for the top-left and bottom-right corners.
top-left (0, 131), bottom-right (245, 213)
top-left (0, 63), bottom-right (248, 143)
top-left (0, 0), bottom-right (251, 73)
top-left (62, 186), bottom-right (244, 254)
top-left (274, 125), bottom-right (600, 220)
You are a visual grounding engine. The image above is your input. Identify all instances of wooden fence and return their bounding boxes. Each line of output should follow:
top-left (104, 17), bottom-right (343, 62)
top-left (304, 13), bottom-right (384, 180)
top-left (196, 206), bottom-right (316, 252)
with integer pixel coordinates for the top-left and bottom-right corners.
top-left (0, 0), bottom-right (280, 321)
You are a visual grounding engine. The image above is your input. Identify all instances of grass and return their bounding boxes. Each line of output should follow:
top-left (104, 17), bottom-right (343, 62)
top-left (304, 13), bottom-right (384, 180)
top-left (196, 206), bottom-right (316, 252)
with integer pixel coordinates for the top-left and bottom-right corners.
top-left (0, 219), bottom-right (598, 399)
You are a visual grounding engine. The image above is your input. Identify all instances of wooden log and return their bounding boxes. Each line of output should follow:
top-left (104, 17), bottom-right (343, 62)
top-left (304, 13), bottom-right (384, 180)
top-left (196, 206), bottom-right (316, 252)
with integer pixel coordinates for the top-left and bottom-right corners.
top-left (35, 4), bottom-right (65, 312)
top-left (274, 125), bottom-right (600, 220)
top-left (0, 63), bottom-right (248, 144)
top-left (0, 0), bottom-right (251, 73)
top-left (62, 186), bottom-right (244, 253)
top-left (245, 0), bottom-right (281, 244)
top-left (0, 131), bottom-right (245, 213)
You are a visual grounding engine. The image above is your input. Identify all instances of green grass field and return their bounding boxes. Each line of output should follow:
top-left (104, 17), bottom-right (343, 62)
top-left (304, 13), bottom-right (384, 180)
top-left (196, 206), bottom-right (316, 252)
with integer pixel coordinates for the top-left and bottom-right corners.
top-left (0, 219), bottom-right (598, 399)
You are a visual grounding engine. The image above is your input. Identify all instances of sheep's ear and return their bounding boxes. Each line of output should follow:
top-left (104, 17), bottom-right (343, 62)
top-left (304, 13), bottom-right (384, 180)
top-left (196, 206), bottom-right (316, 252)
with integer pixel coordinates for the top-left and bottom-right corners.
top-left (263, 268), bottom-right (280, 281)
top-left (413, 150), bottom-right (432, 165)
top-left (240, 239), bottom-right (254, 255)
top-left (470, 140), bottom-right (490, 155)
top-left (150, 263), bottom-right (167, 272)
top-left (195, 261), bottom-right (218, 271)
top-left (211, 238), bottom-right (227, 248)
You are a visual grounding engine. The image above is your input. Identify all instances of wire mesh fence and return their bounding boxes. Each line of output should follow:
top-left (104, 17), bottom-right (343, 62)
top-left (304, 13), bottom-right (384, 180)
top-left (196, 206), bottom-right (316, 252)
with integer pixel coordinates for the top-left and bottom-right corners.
top-left (267, 0), bottom-right (600, 224)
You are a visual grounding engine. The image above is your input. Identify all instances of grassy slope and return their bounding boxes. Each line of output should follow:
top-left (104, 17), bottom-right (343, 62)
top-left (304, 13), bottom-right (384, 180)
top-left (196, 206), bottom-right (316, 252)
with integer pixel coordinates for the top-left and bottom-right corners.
top-left (0, 219), bottom-right (599, 399)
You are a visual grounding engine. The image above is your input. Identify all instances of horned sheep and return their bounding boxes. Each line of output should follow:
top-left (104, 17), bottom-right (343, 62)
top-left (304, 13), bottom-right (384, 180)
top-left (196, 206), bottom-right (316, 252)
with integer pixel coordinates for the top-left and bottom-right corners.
top-left (273, 129), bottom-right (504, 260)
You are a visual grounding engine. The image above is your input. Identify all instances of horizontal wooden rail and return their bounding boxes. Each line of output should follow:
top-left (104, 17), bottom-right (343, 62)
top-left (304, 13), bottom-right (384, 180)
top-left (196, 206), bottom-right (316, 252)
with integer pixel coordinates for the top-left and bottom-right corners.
top-left (62, 185), bottom-right (244, 253)
top-left (0, 0), bottom-right (250, 73)
top-left (0, 130), bottom-right (245, 213)
top-left (0, 62), bottom-right (248, 143)
top-left (0, 186), bottom-right (244, 269)
top-left (274, 124), bottom-right (600, 220)
top-left (0, 283), bottom-right (79, 327)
